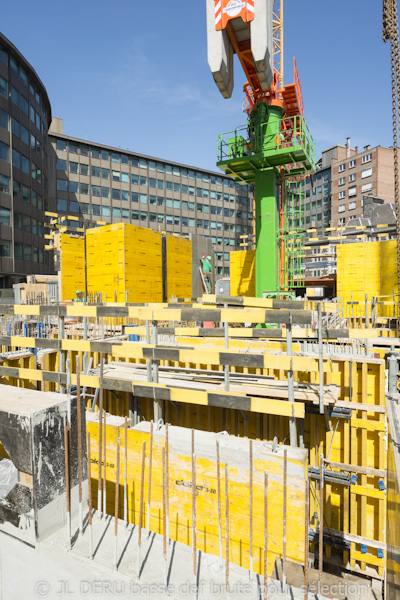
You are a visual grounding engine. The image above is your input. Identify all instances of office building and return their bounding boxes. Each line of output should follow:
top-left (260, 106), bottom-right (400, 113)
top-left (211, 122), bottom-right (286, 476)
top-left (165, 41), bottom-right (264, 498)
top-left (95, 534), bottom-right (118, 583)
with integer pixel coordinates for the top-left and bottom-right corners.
top-left (0, 33), bottom-right (52, 288)
top-left (48, 119), bottom-right (253, 280)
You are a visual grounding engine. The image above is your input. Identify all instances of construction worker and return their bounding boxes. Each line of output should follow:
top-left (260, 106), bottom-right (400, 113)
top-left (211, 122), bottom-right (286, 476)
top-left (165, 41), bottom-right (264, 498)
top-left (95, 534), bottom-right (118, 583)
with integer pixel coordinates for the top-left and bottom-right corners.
top-left (201, 255), bottom-right (212, 293)
top-left (74, 290), bottom-right (84, 302)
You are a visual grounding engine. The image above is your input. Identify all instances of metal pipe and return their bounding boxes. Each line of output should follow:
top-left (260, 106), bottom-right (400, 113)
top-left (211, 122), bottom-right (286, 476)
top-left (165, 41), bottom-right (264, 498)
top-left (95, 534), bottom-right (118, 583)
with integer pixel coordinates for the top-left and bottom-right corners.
top-left (87, 432), bottom-right (93, 559)
top-left (114, 435), bottom-right (120, 570)
top-left (59, 315), bottom-right (66, 394)
top-left (147, 421), bottom-right (154, 535)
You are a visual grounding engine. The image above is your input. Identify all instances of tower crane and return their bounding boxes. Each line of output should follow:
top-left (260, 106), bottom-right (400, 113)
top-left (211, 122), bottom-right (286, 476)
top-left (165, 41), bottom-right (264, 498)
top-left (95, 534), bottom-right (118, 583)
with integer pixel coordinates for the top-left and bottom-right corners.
top-left (206, 0), bottom-right (315, 297)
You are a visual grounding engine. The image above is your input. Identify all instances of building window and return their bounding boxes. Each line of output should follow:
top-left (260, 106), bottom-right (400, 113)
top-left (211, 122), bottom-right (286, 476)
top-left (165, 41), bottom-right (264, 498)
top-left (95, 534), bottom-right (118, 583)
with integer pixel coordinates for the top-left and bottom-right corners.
top-left (0, 207), bottom-right (10, 226)
top-left (339, 163), bottom-right (345, 172)
top-left (362, 153), bottom-right (372, 164)
top-left (0, 76), bottom-right (7, 98)
top-left (349, 201), bottom-right (356, 210)
top-left (362, 167), bottom-right (372, 179)
top-left (339, 177), bottom-right (345, 186)
top-left (57, 199), bottom-right (67, 211)
top-left (338, 204), bottom-right (346, 213)
top-left (349, 173), bottom-right (356, 183)
top-left (348, 187), bottom-right (356, 197)
top-left (57, 179), bottom-right (68, 192)
top-left (339, 191), bottom-right (346, 199)
top-left (70, 201), bottom-right (79, 213)
top-left (57, 159), bottom-right (67, 171)
top-left (362, 183), bottom-right (372, 193)
top-left (349, 159), bottom-right (356, 169)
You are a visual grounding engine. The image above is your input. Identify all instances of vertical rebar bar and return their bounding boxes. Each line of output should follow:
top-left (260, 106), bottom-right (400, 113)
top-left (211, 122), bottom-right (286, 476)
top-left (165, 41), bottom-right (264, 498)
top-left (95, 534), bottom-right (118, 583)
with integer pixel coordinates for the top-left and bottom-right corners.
top-left (147, 421), bottom-right (154, 535)
top-left (166, 423), bottom-right (169, 544)
top-left (287, 316), bottom-right (297, 446)
top-left (264, 471), bottom-right (268, 600)
top-left (98, 354), bottom-right (103, 517)
top-left (216, 436), bottom-right (223, 566)
top-left (103, 410), bottom-right (107, 516)
top-left (192, 451), bottom-right (197, 578)
top-left (283, 448), bottom-right (287, 591)
top-left (76, 355), bottom-right (83, 534)
top-left (249, 439), bottom-right (253, 579)
top-left (64, 424), bottom-right (71, 549)
top-left (162, 446), bottom-right (168, 588)
top-left (304, 479), bottom-right (309, 600)
top-left (318, 302), bottom-right (324, 415)
top-left (319, 453), bottom-right (324, 588)
top-left (225, 463), bottom-right (230, 596)
top-left (224, 303), bottom-right (229, 391)
top-left (114, 435), bottom-right (120, 570)
top-left (87, 432), bottom-right (93, 559)
top-left (137, 440), bottom-right (146, 577)
top-left (124, 416), bottom-right (128, 527)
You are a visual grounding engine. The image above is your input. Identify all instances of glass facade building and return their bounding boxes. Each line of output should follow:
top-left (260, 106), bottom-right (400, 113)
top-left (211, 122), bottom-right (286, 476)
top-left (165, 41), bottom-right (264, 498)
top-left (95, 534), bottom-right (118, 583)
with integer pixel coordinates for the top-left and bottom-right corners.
top-left (0, 33), bottom-right (52, 287)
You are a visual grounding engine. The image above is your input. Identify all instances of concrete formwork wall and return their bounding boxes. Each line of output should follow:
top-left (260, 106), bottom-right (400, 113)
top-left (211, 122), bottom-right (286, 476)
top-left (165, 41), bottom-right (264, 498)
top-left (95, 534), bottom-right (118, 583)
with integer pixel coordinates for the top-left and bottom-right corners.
top-left (87, 422), bottom-right (307, 575)
top-left (230, 250), bottom-right (255, 297)
top-left (59, 234), bottom-right (85, 302)
top-left (0, 339), bottom-right (388, 576)
top-left (166, 236), bottom-right (192, 300)
top-left (337, 241), bottom-right (398, 317)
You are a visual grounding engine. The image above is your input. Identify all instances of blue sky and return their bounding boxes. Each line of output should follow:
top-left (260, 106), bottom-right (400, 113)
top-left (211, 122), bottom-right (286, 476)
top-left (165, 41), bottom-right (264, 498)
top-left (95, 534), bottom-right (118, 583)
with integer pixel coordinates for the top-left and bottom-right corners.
top-left (2, 0), bottom-right (394, 171)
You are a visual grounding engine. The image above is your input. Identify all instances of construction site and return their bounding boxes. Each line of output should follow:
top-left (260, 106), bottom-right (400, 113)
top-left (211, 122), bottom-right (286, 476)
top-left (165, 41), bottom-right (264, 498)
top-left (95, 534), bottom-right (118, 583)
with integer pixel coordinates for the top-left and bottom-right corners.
top-left (1, 2), bottom-right (400, 600)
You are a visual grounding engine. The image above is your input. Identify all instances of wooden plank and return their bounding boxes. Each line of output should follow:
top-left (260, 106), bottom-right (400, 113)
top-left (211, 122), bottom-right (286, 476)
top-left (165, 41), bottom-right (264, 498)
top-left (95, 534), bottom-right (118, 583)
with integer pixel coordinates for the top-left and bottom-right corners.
top-left (326, 461), bottom-right (385, 479)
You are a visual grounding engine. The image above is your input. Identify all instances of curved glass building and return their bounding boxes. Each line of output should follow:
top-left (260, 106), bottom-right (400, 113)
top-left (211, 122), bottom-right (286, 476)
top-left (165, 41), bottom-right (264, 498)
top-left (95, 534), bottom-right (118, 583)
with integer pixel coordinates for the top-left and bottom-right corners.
top-left (0, 33), bottom-right (51, 287)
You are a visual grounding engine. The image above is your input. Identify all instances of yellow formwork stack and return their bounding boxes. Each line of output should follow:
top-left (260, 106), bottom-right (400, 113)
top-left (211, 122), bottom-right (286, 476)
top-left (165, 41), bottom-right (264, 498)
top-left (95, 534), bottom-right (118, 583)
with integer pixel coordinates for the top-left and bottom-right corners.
top-left (230, 249), bottom-right (255, 297)
top-left (59, 233), bottom-right (85, 301)
top-left (337, 240), bottom-right (398, 316)
top-left (124, 224), bottom-right (163, 302)
top-left (86, 224), bottom-right (126, 301)
top-left (166, 235), bottom-right (192, 299)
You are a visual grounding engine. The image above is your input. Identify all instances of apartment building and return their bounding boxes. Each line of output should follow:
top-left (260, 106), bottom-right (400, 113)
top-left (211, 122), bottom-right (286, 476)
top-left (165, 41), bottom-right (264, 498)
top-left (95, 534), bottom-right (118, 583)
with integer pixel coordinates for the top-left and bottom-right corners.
top-left (331, 143), bottom-right (397, 226)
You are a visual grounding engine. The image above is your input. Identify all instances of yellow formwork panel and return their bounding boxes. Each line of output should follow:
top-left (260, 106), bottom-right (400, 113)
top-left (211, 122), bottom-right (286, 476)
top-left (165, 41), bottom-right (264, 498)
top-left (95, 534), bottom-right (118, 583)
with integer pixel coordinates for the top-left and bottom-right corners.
top-left (59, 233), bottom-right (85, 301)
top-left (87, 224), bottom-right (126, 301)
top-left (87, 422), bottom-right (307, 575)
top-left (166, 235), bottom-right (192, 299)
top-left (125, 224), bottom-right (163, 303)
top-left (230, 250), bottom-right (255, 297)
top-left (337, 241), bottom-right (398, 317)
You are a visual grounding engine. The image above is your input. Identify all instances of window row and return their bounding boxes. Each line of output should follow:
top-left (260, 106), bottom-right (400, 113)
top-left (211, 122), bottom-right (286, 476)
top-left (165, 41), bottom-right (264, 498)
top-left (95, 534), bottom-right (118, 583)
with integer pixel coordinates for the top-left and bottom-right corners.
top-left (13, 149), bottom-right (42, 181)
top-left (338, 201), bottom-right (357, 213)
top-left (13, 181), bottom-right (43, 209)
top-left (0, 44), bottom-right (46, 116)
top-left (55, 140), bottom-right (249, 191)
